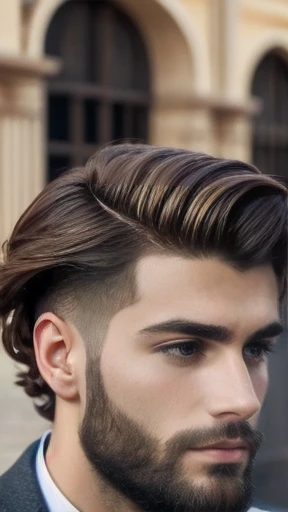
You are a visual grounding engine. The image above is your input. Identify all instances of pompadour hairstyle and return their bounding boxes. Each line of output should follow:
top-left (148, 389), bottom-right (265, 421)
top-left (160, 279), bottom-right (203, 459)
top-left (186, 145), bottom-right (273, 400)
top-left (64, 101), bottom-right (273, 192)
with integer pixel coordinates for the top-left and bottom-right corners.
top-left (0, 143), bottom-right (287, 421)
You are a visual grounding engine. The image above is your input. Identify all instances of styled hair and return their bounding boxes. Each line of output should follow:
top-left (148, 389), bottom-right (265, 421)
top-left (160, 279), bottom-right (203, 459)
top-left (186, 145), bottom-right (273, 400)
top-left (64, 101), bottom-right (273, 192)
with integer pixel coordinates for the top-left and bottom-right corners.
top-left (0, 143), bottom-right (287, 421)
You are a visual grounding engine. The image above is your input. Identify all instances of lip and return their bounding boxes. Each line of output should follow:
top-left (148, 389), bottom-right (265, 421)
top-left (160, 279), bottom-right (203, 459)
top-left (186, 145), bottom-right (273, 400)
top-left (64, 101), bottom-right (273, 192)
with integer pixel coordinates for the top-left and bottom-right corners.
top-left (195, 440), bottom-right (249, 451)
top-left (186, 440), bottom-right (250, 463)
top-left (194, 447), bottom-right (248, 463)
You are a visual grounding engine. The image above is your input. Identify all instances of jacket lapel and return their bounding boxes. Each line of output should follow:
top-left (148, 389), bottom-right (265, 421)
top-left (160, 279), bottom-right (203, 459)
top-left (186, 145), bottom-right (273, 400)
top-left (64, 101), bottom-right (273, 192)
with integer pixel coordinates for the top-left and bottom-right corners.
top-left (0, 439), bottom-right (49, 512)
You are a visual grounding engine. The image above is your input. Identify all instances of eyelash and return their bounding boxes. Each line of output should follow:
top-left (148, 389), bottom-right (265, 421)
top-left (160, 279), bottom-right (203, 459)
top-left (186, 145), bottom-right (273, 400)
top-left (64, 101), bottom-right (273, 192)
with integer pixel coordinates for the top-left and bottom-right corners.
top-left (159, 340), bottom-right (275, 365)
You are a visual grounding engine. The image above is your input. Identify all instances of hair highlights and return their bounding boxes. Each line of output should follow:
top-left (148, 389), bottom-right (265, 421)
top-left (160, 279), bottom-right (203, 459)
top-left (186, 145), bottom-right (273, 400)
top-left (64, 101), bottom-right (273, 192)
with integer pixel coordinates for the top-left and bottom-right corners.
top-left (0, 144), bottom-right (287, 420)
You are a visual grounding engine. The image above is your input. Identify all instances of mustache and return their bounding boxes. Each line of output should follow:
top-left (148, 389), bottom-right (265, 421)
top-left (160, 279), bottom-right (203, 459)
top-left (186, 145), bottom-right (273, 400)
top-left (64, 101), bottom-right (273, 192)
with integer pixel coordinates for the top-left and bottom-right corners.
top-left (165, 421), bottom-right (263, 460)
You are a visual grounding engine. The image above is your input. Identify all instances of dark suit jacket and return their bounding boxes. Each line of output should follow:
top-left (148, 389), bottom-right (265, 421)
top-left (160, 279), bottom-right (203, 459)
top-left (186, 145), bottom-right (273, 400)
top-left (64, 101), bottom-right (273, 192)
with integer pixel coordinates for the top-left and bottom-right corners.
top-left (0, 439), bottom-right (48, 512)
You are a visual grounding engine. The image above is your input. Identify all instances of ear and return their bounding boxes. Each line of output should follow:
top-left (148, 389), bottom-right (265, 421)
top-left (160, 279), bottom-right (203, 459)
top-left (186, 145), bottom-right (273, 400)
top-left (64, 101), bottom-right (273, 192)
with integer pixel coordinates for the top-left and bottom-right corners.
top-left (33, 312), bottom-right (79, 401)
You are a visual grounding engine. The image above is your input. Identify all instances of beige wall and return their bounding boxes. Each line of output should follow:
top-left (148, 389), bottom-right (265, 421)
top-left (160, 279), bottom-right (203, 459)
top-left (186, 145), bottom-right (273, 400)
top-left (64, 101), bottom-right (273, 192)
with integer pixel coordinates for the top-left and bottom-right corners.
top-left (0, 0), bottom-right (288, 240)
top-left (0, 0), bottom-right (21, 55)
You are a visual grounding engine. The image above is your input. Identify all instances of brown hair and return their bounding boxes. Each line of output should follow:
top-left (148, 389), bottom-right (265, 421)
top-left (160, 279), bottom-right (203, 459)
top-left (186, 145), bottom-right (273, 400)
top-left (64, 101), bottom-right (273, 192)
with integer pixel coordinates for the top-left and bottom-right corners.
top-left (0, 143), bottom-right (287, 421)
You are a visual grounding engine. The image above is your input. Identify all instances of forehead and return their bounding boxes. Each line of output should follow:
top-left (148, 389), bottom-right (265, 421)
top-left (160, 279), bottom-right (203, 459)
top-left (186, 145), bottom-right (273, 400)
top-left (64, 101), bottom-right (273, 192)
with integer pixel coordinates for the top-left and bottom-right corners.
top-left (133, 254), bottom-right (279, 327)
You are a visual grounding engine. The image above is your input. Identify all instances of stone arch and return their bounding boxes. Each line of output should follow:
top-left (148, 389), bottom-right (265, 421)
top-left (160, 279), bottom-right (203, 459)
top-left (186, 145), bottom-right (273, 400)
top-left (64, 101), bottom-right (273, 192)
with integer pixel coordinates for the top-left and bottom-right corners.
top-left (26, 0), bottom-right (209, 97)
top-left (243, 33), bottom-right (288, 97)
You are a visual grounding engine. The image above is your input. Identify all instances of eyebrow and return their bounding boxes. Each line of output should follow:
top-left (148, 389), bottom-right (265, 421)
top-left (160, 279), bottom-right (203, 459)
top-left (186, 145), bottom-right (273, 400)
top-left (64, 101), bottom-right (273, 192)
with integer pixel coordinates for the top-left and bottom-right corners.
top-left (138, 319), bottom-right (283, 343)
top-left (246, 322), bottom-right (284, 343)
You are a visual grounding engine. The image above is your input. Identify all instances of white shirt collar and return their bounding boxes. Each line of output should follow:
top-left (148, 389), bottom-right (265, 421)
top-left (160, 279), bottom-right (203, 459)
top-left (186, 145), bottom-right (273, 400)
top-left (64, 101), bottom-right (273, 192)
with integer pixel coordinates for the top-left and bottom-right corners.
top-left (250, 509), bottom-right (270, 512)
top-left (35, 430), bottom-right (269, 512)
top-left (36, 430), bottom-right (79, 512)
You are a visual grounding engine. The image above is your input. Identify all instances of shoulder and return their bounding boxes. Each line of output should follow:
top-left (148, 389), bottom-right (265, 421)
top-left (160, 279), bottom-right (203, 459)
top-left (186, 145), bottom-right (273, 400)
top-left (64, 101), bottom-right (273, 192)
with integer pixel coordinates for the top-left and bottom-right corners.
top-left (0, 439), bottom-right (48, 512)
top-left (0, 439), bottom-right (39, 487)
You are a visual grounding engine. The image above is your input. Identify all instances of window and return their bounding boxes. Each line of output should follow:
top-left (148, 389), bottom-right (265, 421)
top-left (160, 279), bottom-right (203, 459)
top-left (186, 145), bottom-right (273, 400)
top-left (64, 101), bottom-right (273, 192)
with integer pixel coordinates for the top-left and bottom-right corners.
top-left (45, 0), bottom-right (150, 182)
top-left (252, 52), bottom-right (288, 177)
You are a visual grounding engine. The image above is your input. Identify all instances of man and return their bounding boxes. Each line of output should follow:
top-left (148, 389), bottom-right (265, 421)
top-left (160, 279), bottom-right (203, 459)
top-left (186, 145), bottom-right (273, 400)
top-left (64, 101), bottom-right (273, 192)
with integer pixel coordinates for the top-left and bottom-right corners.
top-left (0, 144), bottom-right (286, 512)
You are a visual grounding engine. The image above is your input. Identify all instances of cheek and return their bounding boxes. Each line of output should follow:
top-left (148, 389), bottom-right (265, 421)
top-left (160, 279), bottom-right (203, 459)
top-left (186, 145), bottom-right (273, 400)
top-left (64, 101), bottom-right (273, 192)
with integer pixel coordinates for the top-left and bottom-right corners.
top-left (100, 349), bottom-right (169, 421)
top-left (100, 346), bottom-right (200, 438)
top-left (251, 363), bottom-right (269, 404)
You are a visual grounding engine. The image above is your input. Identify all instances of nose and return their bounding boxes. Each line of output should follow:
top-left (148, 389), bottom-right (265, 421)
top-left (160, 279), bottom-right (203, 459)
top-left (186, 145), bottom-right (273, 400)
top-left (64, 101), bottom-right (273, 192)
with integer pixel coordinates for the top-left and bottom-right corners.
top-left (206, 354), bottom-right (262, 422)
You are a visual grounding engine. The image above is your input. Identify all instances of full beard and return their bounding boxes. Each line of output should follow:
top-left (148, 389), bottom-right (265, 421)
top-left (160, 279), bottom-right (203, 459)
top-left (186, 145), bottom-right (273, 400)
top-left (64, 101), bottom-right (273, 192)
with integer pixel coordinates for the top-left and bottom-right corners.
top-left (79, 357), bottom-right (262, 512)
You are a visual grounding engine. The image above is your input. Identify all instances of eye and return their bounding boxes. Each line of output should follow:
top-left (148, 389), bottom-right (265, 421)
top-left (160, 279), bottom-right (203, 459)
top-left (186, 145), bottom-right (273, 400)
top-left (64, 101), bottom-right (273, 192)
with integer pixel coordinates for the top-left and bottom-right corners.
top-left (243, 341), bottom-right (275, 361)
top-left (159, 341), bottom-right (204, 363)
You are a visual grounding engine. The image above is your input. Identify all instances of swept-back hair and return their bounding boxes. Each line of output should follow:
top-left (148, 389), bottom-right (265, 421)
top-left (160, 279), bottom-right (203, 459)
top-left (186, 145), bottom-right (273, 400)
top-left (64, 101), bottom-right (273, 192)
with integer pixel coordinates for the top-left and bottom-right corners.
top-left (0, 143), bottom-right (287, 421)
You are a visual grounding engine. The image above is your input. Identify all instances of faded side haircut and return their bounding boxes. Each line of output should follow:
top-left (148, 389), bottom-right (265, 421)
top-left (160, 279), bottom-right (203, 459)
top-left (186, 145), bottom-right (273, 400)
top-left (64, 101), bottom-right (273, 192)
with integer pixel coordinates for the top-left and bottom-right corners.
top-left (0, 143), bottom-right (287, 421)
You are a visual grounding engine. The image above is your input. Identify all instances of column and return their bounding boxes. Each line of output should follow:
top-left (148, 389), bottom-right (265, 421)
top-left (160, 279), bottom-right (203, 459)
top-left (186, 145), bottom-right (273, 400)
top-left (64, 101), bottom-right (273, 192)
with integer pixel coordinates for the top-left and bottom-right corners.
top-left (214, 111), bottom-right (254, 161)
top-left (151, 96), bottom-right (214, 154)
top-left (210, 0), bottom-right (240, 98)
top-left (0, 80), bottom-right (45, 242)
top-left (0, 57), bottom-right (59, 243)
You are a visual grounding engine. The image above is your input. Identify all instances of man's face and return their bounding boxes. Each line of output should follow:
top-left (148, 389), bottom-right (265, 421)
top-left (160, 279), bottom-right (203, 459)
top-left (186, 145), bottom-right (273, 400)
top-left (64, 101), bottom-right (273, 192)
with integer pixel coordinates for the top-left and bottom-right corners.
top-left (79, 255), bottom-right (281, 512)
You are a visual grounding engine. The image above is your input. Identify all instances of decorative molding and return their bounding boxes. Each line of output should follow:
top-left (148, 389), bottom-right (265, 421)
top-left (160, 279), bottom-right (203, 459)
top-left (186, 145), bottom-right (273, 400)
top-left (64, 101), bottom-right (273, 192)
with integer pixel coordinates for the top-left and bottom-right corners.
top-left (243, 0), bottom-right (288, 27)
top-left (0, 107), bottom-right (41, 119)
top-left (0, 54), bottom-right (61, 78)
top-left (154, 94), bottom-right (261, 117)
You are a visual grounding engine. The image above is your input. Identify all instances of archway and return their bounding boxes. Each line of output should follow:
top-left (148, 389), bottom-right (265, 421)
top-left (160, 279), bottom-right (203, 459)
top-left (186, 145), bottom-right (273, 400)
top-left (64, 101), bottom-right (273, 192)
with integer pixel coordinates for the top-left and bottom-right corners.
top-left (251, 49), bottom-right (288, 176)
top-left (27, 0), bottom-right (210, 157)
top-left (45, 0), bottom-right (150, 181)
top-left (26, 0), bottom-right (208, 97)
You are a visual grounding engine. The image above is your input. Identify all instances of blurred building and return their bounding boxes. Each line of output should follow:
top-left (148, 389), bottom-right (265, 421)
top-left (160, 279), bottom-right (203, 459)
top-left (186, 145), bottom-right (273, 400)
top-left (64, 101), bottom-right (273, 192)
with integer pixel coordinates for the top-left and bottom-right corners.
top-left (0, 0), bottom-right (287, 509)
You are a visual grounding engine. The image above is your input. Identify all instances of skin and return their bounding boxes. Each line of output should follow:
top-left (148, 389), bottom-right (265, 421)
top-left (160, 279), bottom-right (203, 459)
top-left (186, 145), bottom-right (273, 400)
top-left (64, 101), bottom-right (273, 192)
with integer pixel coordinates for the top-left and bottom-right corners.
top-left (34, 255), bottom-right (282, 512)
